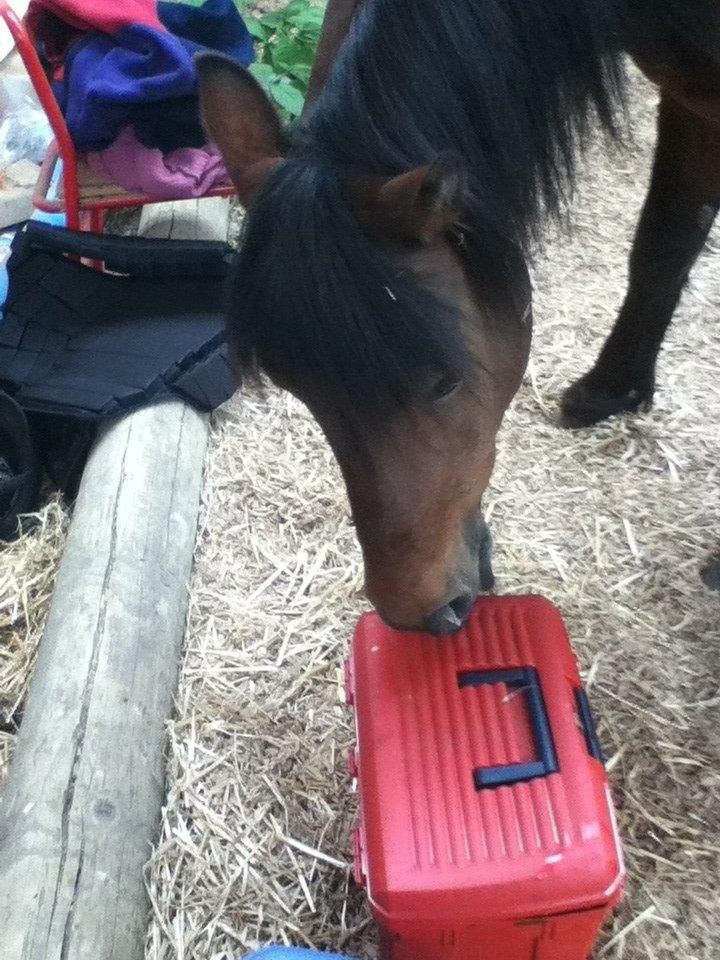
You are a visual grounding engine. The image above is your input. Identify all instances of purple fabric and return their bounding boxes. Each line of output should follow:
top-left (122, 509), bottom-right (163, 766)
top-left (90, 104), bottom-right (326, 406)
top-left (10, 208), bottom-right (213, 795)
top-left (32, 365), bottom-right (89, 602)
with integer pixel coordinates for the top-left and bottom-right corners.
top-left (53, 26), bottom-right (200, 152)
top-left (87, 126), bottom-right (230, 201)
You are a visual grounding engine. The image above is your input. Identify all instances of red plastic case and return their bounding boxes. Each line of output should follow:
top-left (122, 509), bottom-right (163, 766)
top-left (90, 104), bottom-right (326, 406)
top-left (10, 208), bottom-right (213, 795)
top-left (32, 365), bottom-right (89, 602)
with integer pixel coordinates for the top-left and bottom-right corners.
top-left (346, 596), bottom-right (625, 960)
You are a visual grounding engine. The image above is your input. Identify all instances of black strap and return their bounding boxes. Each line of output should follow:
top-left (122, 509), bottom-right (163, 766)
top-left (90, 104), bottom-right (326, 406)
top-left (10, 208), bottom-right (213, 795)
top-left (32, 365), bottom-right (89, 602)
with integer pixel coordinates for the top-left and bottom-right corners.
top-left (15, 221), bottom-right (233, 279)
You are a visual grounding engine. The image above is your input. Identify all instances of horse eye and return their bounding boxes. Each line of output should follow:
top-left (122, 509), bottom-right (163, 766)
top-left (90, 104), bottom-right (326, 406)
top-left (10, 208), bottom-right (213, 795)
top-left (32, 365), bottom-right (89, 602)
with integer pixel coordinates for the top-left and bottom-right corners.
top-left (429, 374), bottom-right (462, 402)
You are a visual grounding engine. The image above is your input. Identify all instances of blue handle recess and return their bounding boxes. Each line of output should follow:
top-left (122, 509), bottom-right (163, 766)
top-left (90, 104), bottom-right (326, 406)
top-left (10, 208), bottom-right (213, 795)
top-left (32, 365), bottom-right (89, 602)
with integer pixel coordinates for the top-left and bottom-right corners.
top-left (459, 667), bottom-right (559, 789)
top-left (575, 687), bottom-right (604, 763)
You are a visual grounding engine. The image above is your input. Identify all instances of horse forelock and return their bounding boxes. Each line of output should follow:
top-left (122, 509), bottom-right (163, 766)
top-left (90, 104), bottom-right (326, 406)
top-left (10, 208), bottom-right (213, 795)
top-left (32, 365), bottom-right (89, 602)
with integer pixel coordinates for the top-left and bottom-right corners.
top-left (227, 158), bottom-right (471, 422)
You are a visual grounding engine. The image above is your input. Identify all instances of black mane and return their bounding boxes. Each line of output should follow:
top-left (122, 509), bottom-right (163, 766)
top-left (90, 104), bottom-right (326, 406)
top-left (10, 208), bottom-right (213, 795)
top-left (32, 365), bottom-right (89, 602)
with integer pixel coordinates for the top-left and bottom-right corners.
top-left (229, 158), bottom-right (470, 419)
top-left (228, 0), bottom-right (715, 419)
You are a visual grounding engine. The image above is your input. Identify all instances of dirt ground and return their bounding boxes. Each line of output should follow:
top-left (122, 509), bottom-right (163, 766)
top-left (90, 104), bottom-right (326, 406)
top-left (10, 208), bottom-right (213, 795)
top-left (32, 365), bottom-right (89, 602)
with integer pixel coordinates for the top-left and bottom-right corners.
top-left (1, 61), bottom-right (718, 960)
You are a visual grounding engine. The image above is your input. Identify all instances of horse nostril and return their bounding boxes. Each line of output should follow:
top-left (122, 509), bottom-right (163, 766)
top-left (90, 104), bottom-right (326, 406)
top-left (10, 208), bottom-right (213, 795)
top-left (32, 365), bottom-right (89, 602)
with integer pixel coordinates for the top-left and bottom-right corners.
top-left (423, 593), bottom-right (474, 635)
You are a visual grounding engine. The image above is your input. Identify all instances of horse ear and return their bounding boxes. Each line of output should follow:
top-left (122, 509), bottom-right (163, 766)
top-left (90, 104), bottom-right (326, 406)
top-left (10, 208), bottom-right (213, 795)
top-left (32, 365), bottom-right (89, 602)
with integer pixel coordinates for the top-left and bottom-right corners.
top-left (196, 53), bottom-right (283, 207)
top-left (350, 153), bottom-right (467, 243)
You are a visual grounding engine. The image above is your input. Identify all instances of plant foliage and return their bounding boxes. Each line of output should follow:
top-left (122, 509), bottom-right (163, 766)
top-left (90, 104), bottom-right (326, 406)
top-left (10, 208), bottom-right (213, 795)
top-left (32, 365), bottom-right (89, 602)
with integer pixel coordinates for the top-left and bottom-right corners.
top-left (242, 1), bottom-right (327, 118)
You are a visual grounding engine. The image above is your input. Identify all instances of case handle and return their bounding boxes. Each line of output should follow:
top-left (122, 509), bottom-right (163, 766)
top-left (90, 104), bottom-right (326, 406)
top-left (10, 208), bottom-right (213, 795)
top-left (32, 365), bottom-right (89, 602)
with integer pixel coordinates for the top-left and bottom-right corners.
top-left (459, 667), bottom-right (559, 789)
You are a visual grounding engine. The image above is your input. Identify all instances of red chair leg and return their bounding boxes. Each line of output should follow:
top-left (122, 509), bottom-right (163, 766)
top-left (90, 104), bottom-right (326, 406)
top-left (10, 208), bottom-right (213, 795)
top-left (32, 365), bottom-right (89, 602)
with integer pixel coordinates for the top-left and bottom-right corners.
top-left (79, 209), bottom-right (106, 270)
top-left (89, 209), bottom-right (106, 233)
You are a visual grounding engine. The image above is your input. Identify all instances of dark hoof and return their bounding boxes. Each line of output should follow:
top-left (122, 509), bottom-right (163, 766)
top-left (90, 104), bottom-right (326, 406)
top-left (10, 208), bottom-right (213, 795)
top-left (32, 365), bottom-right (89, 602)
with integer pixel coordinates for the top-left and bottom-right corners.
top-left (478, 519), bottom-right (495, 592)
top-left (560, 372), bottom-right (654, 429)
top-left (701, 557), bottom-right (720, 591)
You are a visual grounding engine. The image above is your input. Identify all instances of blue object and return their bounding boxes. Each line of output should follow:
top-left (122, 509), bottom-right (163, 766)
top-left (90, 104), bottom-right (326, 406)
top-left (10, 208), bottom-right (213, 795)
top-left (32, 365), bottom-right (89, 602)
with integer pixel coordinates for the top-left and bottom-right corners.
top-left (0, 235), bottom-right (12, 309)
top-left (458, 667), bottom-right (560, 789)
top-left (31, 210), bottom-right (67, 228)
top-left (1, 216), bottom-right (66, 316)
top-left (159, 0), bottom-right (255, 65)
top-left (247, 949), bottom-right (354, 960)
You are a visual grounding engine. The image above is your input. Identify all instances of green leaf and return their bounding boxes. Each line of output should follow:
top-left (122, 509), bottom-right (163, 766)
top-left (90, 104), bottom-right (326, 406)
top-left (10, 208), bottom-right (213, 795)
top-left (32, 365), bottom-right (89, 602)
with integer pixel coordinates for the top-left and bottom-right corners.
top-left (269, 82), bottom-right (305, 117)
top-left (288, 7), bottom-right (325, 31)
top-left (287, 63), bottom-right (311, 86)
top-left (259, 10), bottom-right (286, 29)
top-left (244, 14), bottom-right (270, 41)
top-left (267, 38), bottom-right (295, 72)
top-left (240, 0), bottom-right (327, 103)
top-left (248, 62), bottom-right (280, 87)
top-left (282, 0), bottom-right (312, 19)
top-left (270, 36), bottom-right (315, 74)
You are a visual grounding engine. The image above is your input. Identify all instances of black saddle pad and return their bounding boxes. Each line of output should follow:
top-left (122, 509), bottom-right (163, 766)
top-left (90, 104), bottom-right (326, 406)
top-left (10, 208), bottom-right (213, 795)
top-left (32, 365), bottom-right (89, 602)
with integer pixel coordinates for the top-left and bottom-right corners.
top-left (0, 221), bottom-right (236, 419)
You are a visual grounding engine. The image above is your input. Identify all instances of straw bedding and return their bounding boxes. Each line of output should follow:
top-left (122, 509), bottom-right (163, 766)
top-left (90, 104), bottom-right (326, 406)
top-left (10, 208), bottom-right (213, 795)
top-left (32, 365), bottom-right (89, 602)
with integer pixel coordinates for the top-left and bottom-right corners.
top-left (1, 65), bottom-right (718, 960)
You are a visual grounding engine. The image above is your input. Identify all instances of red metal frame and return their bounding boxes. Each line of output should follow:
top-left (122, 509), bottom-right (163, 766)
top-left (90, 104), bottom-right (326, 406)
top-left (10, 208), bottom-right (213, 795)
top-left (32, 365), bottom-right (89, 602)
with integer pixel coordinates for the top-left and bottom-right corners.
top-left (1, 0), bottom-right (82, 228)
top-left (0, 0), bottom-right (234, 235)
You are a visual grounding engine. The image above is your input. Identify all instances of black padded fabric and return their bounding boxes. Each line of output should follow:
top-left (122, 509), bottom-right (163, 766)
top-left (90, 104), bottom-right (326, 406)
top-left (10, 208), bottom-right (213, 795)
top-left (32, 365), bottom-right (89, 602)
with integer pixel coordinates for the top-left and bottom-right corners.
top-left (0, 221), bottom-right (236, 420)
top-left (0, 390), bottom-right (41, 540)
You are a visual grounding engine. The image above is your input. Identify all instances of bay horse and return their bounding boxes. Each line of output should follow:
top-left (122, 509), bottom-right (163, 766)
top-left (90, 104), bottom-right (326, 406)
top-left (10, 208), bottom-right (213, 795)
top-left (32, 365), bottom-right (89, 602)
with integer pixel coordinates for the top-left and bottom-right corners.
top-left (197, 0), bottom-right (720, 632)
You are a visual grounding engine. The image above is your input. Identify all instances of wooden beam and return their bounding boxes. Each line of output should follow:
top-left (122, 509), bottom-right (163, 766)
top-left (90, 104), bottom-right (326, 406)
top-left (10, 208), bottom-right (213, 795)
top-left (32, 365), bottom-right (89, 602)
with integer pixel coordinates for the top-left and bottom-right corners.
top-left (0, 197), bottom-right (231, 960)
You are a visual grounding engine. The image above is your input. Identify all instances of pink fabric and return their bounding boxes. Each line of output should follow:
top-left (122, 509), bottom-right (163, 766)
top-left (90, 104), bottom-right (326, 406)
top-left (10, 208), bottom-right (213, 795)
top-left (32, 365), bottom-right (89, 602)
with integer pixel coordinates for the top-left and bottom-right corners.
top-left (86, 126), bottom-right (230, 201)
top-left (27, 0), bottom-right (165, 37)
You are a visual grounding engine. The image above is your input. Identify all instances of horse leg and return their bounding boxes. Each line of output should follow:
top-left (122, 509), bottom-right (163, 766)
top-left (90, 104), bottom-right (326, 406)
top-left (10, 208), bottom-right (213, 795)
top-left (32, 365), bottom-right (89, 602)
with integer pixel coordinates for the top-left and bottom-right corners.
top-left (702, 556), bottom-right (720, 591)
top-left (561, 92), bottom-right (720, 427)
top-left (478, 518), bottom-right (495, 592)
top-left (303, 0), bottom-right (363, 116)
